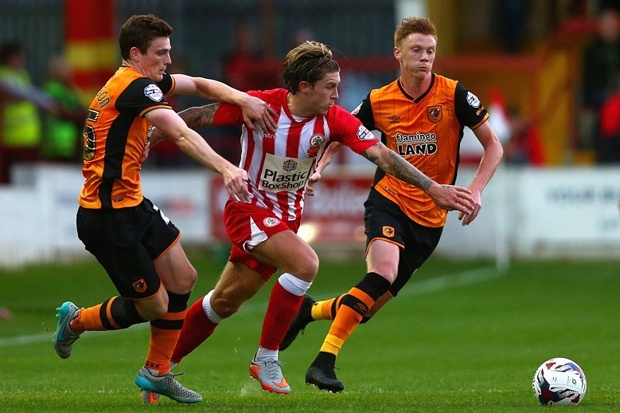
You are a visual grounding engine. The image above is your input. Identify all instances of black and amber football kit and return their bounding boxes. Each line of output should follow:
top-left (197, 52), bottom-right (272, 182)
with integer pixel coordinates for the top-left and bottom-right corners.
top-left (311, 74), bottom-right (491, 365)
top-left (73, 66), bottom-right (189, 374)
top-left (355, 73), bottom-right (490, 296)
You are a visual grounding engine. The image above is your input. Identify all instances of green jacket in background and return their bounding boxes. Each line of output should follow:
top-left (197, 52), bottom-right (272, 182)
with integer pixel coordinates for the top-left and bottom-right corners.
top-left (0, 66), bottom-right (42, 148)
top-left (42, 80), bottom-right (83, 160)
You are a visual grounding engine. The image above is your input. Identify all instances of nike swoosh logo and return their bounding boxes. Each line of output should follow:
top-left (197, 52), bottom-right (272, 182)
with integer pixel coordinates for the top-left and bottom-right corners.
top-left (149, 380), bottom-right (168, 392)
top-left (274, 379), bottom-right (289, 389)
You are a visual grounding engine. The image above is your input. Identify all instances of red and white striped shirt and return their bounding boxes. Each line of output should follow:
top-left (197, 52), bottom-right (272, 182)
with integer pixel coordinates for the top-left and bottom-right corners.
top-left (213, 88), bottom-right (378, 221)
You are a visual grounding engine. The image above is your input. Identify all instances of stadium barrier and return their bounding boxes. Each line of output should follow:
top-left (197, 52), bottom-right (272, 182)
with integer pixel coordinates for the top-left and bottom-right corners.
top-left (0, 163), bottom-right (619, 268)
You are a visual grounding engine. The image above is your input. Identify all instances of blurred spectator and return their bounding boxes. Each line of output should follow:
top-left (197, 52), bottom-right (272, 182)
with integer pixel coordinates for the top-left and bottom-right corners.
top-left (503, 107), bottom-right (546, 166)
top-left (582, 8), bottom-right (620, 109)
top-left (41, 55), bottom-right (86, 163)
top-left (221, 22), bottom-right (264, 91)
top-left (211, 22), bottom-right (270, 164)
top-left (0, 41), bottom-right (58, 183)
top-left (289, 27), bottom-right (315, 49)
top-left (596, 76), bottom-right (620, 163)
top-left (580, 8), bottom-right (620, 152)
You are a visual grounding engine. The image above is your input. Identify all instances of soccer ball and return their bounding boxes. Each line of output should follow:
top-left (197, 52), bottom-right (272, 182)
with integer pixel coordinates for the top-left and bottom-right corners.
top-left (532, 357), bottom-right (587, 406)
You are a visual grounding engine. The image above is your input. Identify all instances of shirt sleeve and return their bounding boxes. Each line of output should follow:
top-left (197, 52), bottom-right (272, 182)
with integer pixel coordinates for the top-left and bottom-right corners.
top-left (158, 72), bottom-right (174, 95)
top-left (330, 105), bottom-right (378, 154)
top-left (212, 101), bottom-right (244, 126)
top-left (454, 82), bottom-right (489, 130)
top-left (212, 89), bottom-right (273, 127)
top-left (117, 77), bottom-right (172, 118)
top-left (352, 92), bottom-right (376, 131)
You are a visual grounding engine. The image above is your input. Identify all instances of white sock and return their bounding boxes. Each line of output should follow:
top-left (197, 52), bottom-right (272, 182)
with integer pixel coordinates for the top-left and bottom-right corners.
top-left (202, 290), bottom-right (222, 324)
top-left (254, 346), bottom-right (278, 362)
top-left (277, 272), bottom-right (312, 297)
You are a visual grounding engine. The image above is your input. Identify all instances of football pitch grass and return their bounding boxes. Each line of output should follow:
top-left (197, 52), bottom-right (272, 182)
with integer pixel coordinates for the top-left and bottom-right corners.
top-left (1, 251), bottom-right (619, 412)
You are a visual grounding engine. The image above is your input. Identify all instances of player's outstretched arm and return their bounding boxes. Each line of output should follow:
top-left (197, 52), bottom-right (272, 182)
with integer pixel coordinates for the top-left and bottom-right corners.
top-left (171, 74), bottom-right (277, 133)
top-left (363, 142), bottom-right (475, 215)
top-left (146, 107), bottom-right (250, 202)
top-left (147, 103), bottom-right (219, 148)
top-left (306, 142), bottom-right (343, 196)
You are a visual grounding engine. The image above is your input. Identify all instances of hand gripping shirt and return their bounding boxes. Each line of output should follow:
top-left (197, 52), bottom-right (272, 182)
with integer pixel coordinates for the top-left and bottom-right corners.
top-left (355, 73), bottom-right (489, 228)
top-left (79, 66), bottom-right (174, 209)
top-left (213, 88), bottom-right (379, 222)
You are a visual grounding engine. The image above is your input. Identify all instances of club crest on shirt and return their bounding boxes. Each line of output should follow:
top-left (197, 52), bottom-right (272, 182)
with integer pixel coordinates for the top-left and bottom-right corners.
top-left (264, 217), bottom-right (280, 227)
top-left (306, 134), bottom-right (325, 157)
top-left (382, 226), bottom-right (395, 238)
top-left (132, 278), bottom-right (148, 293)
top-left (427, 105), bottom-right (442, 123)
top-left (144, 84), bottom-right (164, 102)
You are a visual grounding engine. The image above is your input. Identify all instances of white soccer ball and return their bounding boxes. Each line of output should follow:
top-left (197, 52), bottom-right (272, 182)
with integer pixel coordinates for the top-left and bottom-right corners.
top-left (532, 357), bottom-right (587, 406)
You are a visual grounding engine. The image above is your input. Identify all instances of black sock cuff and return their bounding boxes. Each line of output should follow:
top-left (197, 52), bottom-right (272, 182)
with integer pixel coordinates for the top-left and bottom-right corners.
top-left (356, 272), bottom-right (391, 300)
top-left (166, 291), bottom-right (191, 313)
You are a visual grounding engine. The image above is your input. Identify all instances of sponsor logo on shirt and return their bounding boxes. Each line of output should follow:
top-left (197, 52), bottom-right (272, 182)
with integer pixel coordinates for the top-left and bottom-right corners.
top-left (395, 132), bottom-right (437, 156)
top-left (259, 153), bottom-right (314, 192)
top-left (144, 84), bottom-right (164, 102)
top-left (466, 91), bottom-right (481, 108)
top-left (357, 125), bottom-right (375, 141)
top-left (388, 115), bottom-right (401, 124)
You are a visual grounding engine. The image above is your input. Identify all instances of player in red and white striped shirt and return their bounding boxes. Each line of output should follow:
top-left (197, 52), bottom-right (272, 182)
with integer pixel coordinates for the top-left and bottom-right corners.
top-left (148, 41), bottom-right (475, 395)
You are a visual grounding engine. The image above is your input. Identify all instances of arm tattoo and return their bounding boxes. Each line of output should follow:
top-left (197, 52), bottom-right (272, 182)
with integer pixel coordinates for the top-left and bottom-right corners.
top-left (387, 150), bottom-right (433, 191)
top-left (363, 143), bottom-right (433, 191)
top-left (177, 103), bottom-right (219, 128)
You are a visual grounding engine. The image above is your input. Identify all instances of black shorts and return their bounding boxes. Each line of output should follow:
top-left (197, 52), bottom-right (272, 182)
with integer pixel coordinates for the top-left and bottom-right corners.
top-left (76, 198), bottom-right (180, 299)
top-left (364, 188), bottom-right (443, 297)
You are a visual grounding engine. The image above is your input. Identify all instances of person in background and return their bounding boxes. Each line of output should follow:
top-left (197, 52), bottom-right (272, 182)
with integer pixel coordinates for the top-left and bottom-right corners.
top-left (144, 40), bottom-right (476, 397)
top-left (51, 14), bottom-right (276, 404)
top-left (280, 17), bottom-right (504, 393)
top-left (0, 41), bottom-right (58, 183)
top-left (596, 76), bottom-right (620, 163)
top-left (503, 107), bottom-right (546, 166)
top-left (221, 22), bottom-right (264, 92)
top-left (581, 8), bottom-right (620, 158)
top-left (41, 55), bottom-right (86, 163)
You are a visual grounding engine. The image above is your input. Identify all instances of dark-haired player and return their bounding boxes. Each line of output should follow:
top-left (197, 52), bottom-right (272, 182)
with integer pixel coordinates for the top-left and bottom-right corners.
top-left (52, 13), bottom-right (276, 403)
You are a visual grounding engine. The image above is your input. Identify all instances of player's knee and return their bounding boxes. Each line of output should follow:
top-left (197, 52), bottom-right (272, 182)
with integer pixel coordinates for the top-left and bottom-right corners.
top-left (370, 261), bottom-right (398, 282)
top-left (293, 251), bottom-right (319, 281)
top-left (209, 290), bottom-right (242, 319)
top-left (178, 265), bottom-right (198, 292)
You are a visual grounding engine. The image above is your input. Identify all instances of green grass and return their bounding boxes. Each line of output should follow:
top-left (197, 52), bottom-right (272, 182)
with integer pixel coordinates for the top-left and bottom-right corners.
top-left (1, 251), bottom-right (619, 412)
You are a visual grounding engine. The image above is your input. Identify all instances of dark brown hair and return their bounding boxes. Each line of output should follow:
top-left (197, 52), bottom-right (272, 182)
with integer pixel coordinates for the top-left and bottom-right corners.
top-left (119, 14), bottom-right (173, 60)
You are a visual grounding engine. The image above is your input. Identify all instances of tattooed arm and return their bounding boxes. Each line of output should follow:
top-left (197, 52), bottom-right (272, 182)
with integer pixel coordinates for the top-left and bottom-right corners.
top-left (148, 103), bottom-right (220, 147)
top-left (363, 142), bottom-right (475, 215)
